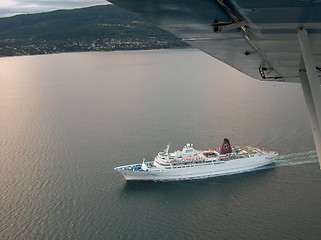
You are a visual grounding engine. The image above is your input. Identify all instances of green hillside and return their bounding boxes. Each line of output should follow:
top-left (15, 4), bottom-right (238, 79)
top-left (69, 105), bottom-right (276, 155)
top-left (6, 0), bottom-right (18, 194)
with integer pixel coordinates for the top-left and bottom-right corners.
top-left (0, 5), bottom-right (188, 56)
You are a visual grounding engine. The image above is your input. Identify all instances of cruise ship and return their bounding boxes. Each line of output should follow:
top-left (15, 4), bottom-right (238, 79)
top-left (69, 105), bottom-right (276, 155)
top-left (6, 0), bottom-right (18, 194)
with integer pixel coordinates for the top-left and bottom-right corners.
top-left (114, 139), bottom-right (278, 181)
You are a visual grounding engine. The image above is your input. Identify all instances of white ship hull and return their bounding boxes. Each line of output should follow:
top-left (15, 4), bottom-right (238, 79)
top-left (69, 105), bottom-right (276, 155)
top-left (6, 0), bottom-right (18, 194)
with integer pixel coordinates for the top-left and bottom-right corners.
top-left (115, 155), bottom-right (275, 181)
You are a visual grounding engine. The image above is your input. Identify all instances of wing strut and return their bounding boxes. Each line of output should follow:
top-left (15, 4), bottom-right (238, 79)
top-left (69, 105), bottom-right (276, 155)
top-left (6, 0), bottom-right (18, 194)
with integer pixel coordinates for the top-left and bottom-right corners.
top-left (298, 27), bottom-right (321, 168)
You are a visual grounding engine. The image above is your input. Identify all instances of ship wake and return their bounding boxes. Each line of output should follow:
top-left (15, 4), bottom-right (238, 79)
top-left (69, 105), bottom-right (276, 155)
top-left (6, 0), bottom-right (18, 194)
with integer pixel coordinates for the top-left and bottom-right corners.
top-left (258, 150), bottom-right (319, 171)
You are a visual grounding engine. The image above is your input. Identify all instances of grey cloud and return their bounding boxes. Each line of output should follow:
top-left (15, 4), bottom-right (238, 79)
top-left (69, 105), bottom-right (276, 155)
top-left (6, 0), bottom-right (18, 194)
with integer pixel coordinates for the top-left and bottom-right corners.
top-left (0, 0), bottom-right (108, 18)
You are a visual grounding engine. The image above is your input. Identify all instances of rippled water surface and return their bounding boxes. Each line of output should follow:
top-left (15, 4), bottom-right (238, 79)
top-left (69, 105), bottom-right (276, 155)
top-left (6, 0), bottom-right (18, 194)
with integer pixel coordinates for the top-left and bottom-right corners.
top-left (1, 50), bottom-right (321, 239)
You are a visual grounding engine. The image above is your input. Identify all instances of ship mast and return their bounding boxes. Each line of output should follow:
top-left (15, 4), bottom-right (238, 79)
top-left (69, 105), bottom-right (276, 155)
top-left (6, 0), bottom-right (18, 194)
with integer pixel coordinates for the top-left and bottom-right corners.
top-left (164, 144), bottom-right (170, 156)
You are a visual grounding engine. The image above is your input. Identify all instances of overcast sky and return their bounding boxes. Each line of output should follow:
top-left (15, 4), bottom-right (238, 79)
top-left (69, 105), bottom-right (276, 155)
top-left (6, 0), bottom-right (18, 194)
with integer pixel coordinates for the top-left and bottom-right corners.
top-left (0, 0), bottom-right (109, 18)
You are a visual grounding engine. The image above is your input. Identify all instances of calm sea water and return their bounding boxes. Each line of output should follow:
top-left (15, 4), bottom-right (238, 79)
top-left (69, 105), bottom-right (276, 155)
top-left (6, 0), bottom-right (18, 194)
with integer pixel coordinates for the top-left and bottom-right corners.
top-left (1, 49), bottom-right (321, 240)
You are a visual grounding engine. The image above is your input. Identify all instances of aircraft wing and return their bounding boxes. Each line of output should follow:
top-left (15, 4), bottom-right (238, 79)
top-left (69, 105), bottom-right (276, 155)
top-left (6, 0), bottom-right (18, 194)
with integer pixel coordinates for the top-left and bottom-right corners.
top-left (109, 0), bottom-right (321, 83)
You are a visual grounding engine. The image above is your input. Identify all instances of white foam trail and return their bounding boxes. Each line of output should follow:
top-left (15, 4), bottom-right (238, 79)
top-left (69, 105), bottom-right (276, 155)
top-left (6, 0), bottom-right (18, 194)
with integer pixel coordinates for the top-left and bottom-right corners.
top-left (254, 151), bottom-right (318, 172)
top-left (275, 150), bottom-right (318, 167)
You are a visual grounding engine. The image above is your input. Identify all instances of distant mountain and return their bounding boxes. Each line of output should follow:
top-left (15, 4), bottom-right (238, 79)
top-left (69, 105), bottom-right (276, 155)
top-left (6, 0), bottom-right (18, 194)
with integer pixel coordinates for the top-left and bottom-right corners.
top-left (0, 5), bottom-right (188, 57)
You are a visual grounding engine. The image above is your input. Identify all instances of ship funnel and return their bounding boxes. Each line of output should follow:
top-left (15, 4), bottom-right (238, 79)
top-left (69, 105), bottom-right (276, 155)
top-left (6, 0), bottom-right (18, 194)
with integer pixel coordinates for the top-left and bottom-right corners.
top-left (220, 138), bottom-right (232, 154)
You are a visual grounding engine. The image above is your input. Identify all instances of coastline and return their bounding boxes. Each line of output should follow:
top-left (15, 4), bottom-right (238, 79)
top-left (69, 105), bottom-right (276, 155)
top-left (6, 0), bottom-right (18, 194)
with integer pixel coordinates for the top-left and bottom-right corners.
top-left (0, 46), bottom-right (193, 59)
top-left (0, 39), bottom-right (189, 58)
